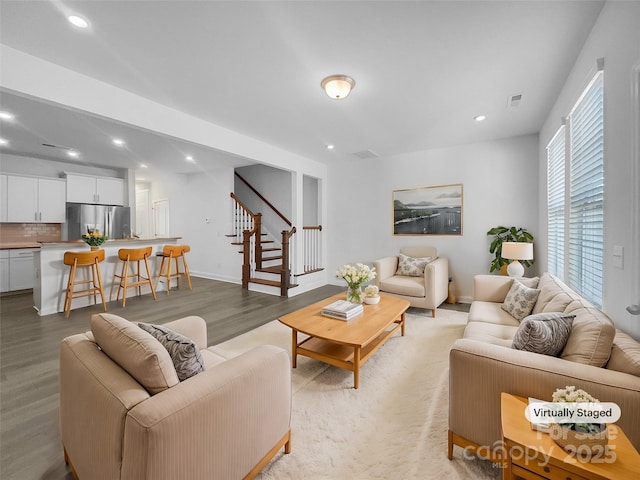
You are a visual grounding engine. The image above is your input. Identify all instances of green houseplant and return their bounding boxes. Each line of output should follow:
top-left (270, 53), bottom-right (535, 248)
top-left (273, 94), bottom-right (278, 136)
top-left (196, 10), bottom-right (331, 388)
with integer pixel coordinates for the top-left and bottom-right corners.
top-left (487, 226), bottom-right (534, 273)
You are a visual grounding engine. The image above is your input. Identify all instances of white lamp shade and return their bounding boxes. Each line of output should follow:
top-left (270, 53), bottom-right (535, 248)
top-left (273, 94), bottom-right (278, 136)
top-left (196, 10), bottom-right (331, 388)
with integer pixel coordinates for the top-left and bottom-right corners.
top-left (321, 75), bottom-right (355, 99)
top-left (501, 242), bottom-right (533, 260)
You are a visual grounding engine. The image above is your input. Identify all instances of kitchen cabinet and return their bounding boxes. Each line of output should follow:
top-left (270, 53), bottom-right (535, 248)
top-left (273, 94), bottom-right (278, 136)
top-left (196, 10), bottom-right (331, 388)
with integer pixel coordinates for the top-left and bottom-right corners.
top-left (65, 173), bottom-right (124, 205)
top-left (9, 249), bottom-right (37, 290)
top-left (6, 175), bottom-right (66, 223)
top-left (0, 174), bottom-right (7, 222)
top-left (0, 250), bottom-right (9, 293)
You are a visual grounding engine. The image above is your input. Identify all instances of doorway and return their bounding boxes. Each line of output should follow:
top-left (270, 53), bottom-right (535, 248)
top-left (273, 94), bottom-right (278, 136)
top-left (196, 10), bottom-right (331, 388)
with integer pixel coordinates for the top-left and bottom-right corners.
top-left (153, 199), bottom-right (170, 237)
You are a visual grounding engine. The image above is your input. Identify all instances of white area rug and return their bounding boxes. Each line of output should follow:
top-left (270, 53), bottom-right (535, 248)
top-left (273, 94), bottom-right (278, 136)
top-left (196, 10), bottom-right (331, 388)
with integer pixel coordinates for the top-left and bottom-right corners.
top-left (209, 308), bottom-right (500, 480)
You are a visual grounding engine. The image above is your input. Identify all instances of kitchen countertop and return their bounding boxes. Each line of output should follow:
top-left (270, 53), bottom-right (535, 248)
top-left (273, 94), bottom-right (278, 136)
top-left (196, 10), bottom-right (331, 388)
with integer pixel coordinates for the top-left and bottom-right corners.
top-left (1, 238), bottom-right (182, 250)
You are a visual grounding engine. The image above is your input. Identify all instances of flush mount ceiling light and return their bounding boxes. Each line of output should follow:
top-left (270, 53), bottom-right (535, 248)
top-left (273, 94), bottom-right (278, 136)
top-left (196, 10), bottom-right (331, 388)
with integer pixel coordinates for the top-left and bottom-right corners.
top-left (68, 15), bottom-right (89, 29)
top-left (321, 75), bottom-right (355, 99)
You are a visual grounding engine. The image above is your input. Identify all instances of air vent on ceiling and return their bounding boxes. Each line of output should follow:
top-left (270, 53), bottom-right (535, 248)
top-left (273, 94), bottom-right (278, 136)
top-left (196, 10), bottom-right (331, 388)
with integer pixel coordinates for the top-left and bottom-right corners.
top-left (42, 143), bottom-right (72, 150)
top-left (508, 93), bottom-right (523, 108)
top-left (352, 149), bottom-right (379, 159)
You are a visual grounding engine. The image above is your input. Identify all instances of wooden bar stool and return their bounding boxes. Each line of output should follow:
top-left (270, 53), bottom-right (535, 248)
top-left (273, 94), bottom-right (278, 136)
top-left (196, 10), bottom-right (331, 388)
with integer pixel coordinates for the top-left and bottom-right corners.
top-left (111, 246), bottom-right (157, 307)
top-left (156, 245), bottom-right (192, 295)
top-left (63, 249), bottom-right (107, 318)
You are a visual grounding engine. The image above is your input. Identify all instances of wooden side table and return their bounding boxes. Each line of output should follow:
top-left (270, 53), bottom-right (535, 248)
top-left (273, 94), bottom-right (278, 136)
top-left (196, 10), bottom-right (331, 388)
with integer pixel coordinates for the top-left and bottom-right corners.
top-left (501, 393), bottom-right (640, 480)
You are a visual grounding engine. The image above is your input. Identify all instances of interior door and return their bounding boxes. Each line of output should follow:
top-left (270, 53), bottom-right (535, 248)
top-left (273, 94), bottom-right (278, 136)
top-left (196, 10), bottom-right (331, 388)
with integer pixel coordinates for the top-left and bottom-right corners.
top-left (153, 199), bottom-right (170, 237)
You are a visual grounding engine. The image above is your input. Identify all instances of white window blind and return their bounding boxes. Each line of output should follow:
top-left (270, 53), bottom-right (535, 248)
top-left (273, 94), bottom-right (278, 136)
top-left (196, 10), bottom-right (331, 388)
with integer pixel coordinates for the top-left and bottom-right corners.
top-left (568, 71), bottom-right (604, 306)
top-left (547, 125), bottom-right (565, 278)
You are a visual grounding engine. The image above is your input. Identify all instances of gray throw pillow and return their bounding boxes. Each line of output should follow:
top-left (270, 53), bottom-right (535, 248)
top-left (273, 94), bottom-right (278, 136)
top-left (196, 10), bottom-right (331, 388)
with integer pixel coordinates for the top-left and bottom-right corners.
top-left (501, 280), bottom-right (541, 321)
top-left (512, 312), bottom-right (575, 356)
top-left (138, 322), bottom-right (205, 381)
top-left (395, 253), bottom-right (434, 277)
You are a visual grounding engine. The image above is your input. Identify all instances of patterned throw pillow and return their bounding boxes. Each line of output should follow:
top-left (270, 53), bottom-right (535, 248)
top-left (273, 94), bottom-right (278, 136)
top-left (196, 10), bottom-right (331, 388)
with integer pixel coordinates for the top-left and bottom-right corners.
top-left (512, 312), bottom-right (575, 356)
top-left (138, 322), bottom-right (205, 381)
top-left (395, 253), bottom-right (434, 277)
top-left (501, 280), bottom-right (541, 321)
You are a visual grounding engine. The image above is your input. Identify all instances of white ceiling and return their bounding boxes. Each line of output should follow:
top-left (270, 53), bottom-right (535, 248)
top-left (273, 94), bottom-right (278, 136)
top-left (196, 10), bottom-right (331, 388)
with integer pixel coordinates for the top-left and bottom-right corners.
top-left (0, 0), bottom-right (604, 176)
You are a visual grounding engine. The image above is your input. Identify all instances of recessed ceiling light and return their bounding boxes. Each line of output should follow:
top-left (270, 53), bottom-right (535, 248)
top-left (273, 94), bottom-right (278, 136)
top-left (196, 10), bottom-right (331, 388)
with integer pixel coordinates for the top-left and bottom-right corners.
top-left (326, 145), bottom-right (335, 150)
top-left (140, 163), bottom-right (148, 169)
top-left (68, 151), bottom-right (79, 158)
top-left (0, 111), bottom-right (15, 120)
top-left (0, 138), bottom-right (8, 146)
top-left (185, 155), bottom-right (195, 162)
top-left (68, 15), bottom-right (89, 29)
top-left (474, 115), bottom-right (487, 122)
top-left (112, 138), bottom-right (125, 146)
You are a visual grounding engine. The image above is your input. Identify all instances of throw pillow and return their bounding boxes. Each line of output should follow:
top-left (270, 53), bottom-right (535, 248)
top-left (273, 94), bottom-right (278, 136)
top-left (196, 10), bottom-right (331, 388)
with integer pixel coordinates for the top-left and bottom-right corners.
top-left (501, 280), bottom-right (541, 321)
top-left (138, 322), bottom-right (205, 381)
top-left (512, 312), bottom-right (575, 356)
top-left (395, 253), bottom-right (434, 277)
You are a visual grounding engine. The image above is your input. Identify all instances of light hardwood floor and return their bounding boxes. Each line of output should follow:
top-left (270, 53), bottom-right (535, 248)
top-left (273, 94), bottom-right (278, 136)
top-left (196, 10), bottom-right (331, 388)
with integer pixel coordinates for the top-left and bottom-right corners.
top-left (0, 278), bottom-right (343, 480)
top-left (0, 278), bottom-right (468, 479)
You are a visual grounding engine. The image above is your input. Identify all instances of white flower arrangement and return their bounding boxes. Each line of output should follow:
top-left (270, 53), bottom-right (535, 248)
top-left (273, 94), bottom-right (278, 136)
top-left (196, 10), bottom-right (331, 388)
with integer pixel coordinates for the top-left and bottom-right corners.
top-left (335, 263), bottom-right (376, 289)
top-left (364, 285), bottom-right (379, 298)
top-left (552, 386), bottom-right (599, 403)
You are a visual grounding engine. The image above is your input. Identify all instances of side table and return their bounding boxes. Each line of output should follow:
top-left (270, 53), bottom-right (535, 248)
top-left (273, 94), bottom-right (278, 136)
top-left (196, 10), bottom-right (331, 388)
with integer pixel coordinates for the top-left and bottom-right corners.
top-left (501, 392), bottom-right (640, 480)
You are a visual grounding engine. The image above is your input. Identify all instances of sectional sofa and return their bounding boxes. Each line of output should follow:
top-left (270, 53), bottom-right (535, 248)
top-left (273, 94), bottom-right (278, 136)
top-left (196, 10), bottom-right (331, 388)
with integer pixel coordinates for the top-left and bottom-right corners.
top-left (448, 272), bottom-right (640, 461)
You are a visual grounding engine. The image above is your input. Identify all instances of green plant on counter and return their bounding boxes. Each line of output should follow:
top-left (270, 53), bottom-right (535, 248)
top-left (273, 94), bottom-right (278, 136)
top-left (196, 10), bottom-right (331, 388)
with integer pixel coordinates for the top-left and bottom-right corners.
top-left (487, 226), bottom-right (534, 273)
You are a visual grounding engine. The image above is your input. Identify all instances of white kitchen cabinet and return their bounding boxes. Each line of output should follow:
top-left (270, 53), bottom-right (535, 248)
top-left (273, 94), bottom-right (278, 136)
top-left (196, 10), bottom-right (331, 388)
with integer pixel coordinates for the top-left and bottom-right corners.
top-left (66, 173), bottom-right (124, 205)
top-left (8, 248), bottom-right (37, 291)
top-left (6, 175), bottom-right (66, 223)
top-left (0, 174), bottom-right (7, 222)
top-left (0, 250), bottom-right (9, 293)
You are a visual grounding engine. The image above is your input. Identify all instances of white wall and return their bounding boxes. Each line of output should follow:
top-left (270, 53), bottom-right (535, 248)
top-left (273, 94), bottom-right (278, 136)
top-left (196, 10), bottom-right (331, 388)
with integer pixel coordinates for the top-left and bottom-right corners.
top-left (326, 134), bottom-right (539, 302)
top-left (538, 1), bottom-right (640, 338)
top-left (0, 153), bottom-right (123, 179)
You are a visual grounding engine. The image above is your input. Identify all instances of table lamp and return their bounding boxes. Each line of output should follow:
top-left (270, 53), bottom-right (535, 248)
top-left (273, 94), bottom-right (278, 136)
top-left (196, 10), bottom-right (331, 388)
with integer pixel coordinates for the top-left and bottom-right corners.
top-left (501, 242), bottom-right (533, 277)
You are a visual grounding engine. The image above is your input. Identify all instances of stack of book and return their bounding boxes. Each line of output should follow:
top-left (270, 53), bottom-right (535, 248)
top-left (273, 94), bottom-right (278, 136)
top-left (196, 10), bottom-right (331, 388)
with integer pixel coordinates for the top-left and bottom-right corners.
top-left (321, 300), bottom-right (364, 321)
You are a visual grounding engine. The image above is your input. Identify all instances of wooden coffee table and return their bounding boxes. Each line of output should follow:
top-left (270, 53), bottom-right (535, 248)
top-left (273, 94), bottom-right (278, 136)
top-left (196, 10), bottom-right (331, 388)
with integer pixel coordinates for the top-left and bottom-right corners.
top-left (278, 293), bottom-right (410, 389)
top-left (501, 393), bottom-right (640, 480)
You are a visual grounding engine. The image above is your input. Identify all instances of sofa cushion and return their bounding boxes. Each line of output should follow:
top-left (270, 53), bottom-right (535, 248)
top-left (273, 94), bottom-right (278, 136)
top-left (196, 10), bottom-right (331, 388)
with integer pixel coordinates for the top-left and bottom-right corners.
top-left (605, 329), bottom-right (640, 377)
top-left (138, 322), bottom-right (205, 381)
top-left (91, 313), bottom-right (179, 394)
top-left (532, 273), bottom-right (579, 315)
top-left (468, 301), bottom-right (520, 327)
top-left (395, 253), bottom-right (433, 277)
top-left (201, 349), bottom-right (227, 369)
top-left (560, 301), bottom-right (615, 367)
top-left (501, 280), bottom-right (541, 321)
top-left (463, 321), bottom-right (519, 348)
top-left (379, 275), bottom-right (426, 297)
top-left (512, 312), bottom-right (575, 356)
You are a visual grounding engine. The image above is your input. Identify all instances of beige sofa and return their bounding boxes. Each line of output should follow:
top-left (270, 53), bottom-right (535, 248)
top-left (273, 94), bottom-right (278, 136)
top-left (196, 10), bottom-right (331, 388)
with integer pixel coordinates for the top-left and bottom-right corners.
top-left (448, 273), bottom-right (640, 461)
top-left (60, 313), bottom-right (291, 480)
top-left (373, 246), bottom-right (449, 317)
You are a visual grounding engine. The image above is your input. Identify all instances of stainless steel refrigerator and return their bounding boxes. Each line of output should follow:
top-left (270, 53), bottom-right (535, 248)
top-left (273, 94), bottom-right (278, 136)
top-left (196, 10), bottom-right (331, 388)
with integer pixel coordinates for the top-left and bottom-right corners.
top-left (66, 204), bottom-right (131, 240)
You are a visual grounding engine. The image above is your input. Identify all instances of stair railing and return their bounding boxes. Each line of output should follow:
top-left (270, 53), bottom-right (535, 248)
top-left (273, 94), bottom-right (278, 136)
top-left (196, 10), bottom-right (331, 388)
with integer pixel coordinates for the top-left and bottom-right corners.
top-left (280, 226), bottom-right (296, 296)
top-left (302, 225), bottom-right (323, 273)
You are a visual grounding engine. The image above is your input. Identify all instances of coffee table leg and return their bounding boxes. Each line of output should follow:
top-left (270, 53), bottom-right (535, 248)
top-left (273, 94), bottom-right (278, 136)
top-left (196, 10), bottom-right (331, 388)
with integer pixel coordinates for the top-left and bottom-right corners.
top-left (354, 346), bottom-right (361, 389)
top-left (401, 312), bottom-right (406, 336)
top-left (291, 329), bottom-right (298, 368)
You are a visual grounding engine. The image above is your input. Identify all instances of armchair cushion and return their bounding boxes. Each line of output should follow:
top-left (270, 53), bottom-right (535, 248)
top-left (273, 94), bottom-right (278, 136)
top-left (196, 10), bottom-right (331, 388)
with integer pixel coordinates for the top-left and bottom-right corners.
top-left (91, 313), bottom-right (179, 394)
top-left (138, 322), bottom-right (205, 381)
top-left (379, 275), bottom-right (426, 297)
top-left (395, 253), bottom-right (434, 277)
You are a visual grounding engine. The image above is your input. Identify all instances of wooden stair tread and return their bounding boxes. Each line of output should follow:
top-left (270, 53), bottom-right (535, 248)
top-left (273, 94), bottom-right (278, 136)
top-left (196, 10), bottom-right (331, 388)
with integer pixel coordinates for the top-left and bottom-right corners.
top-left (249, 278), bottom-right (298, 289)
top-left (257, 266), bottom-right (283, 274)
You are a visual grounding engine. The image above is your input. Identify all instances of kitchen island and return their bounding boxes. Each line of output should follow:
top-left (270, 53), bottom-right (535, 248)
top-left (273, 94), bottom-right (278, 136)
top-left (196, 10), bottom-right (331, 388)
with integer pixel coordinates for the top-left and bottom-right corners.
top-left (34, 237), bottom-right (181, 316)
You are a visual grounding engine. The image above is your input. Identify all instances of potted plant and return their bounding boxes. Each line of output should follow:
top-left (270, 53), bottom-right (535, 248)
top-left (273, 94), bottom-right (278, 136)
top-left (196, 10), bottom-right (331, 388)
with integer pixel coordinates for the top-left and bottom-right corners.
top-left (363, 285), bottom-right (380, 305)
top-left (487, 226), bottom-right (534, 274)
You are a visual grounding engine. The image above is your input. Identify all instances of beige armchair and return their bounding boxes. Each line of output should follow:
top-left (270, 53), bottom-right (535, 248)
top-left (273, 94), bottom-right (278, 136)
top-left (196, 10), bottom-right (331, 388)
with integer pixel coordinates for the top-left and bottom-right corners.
top-left (373, 246), bottom-right (449, 317)
top-left (60, 313), bottom-right (291, 480)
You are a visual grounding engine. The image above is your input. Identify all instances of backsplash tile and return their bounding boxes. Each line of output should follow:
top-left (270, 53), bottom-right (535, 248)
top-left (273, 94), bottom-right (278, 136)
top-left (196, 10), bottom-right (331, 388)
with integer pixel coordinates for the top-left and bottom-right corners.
top-left (0, 223), bottom-right (62, 243)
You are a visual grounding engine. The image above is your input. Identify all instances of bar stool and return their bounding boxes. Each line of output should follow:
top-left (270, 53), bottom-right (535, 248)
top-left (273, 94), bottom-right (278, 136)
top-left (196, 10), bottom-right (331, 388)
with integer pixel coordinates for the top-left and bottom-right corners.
top-left (63, 249), bottom-right (107, 318)
top-left (111, 246), bottom-right (157, 307)
top-left (156, 245), bottom-right (192, 295)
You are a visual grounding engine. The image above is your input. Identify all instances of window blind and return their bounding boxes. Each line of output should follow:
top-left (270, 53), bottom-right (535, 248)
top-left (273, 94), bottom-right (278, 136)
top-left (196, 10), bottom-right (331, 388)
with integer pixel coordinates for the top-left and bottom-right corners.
top-left (568, 71), bottom-right (604, 306)
top-left (547, 125), bottom-right (565, 278)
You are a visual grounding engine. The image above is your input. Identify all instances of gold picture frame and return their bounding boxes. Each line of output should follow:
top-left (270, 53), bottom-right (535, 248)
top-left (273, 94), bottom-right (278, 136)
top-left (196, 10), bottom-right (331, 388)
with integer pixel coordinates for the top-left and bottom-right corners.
top-left (392, 183), bottom-right (463, 235)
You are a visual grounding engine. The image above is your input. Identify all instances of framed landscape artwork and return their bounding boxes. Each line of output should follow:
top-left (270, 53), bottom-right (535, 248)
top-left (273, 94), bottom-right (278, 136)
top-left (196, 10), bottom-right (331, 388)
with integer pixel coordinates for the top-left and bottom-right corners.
top-left (393, 183), bottom-right (463, 235)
